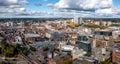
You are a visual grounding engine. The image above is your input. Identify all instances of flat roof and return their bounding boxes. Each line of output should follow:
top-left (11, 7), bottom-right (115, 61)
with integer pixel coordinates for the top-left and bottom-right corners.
top-left (113, 44), bottom-right (120, 53)
top-left (80, 41), bottom-right (90, 44)
top-left (77, 57), bottom-right (96, 62)
top-left (24, 33), bottom-right (40, 38)
top-left (95, 28), bottom-right (112, 32)
top-left (61, 45), bottom-right (75, 51)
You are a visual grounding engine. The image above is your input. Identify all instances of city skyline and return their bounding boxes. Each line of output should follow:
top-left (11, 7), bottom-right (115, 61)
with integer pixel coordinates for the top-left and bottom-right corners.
top-left (0, 0), bottom-right (120, 18)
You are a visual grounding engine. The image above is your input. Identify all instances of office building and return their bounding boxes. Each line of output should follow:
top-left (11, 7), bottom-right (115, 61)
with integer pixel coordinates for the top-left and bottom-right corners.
top-left (77, 41), bottom-right (92, 54)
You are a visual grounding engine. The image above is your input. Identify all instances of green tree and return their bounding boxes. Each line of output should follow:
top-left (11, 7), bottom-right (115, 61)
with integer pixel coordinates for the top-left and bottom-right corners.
top-left (43, 47), bottom-right (49, 51)
top-left (29, 45), bottom-right (36, 51)
top-left (1, 39), bottom-right (28, 57)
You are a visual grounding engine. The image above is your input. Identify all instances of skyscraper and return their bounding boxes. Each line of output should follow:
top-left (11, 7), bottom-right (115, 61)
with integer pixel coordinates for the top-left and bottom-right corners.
top-left (79, 18), bottom-right (84, 25)
top-left (74, 16), bottom-right (78, 24)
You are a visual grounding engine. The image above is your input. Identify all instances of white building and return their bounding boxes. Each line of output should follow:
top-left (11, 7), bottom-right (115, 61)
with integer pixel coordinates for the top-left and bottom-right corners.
top-left (15, 36), bottom-right (23, 44)
top-left (74, 16), bottom-right (78, 24)
top-left (58, 42), bottom-right (86, 59)
top-left (78, 18), bottom-right (84, 25)
top-left (6, 22), bottom-right (13, 27)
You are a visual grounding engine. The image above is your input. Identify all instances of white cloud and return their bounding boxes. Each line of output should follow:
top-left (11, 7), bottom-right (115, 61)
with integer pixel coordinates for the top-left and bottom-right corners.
top-left (47, 0), bottom-right (120, 17)
top-left (20, 8), bottom-right (26, 12)
top-left (99, 0), bottom-right (113, 9)
top-left (0, 0), bottom-right (18, 6)
top-left (8, 0), bottom-right (18, 4)
top-left (95, 8), bottom-right (113, 15)
top-left (34, 2), bottom-right (42, 6)
top-left (52, 0), bottom-right (113, 11)
top-left (0, 0), bottom-right (28, 16)
top-left (95, 7), bottom-right (120, 16)
top-left (0, 0), bottom-right (119, 18)
top-left (47, 4), bottom-right (54, 8)
top-left (19, 0), bottom-right (29, 5)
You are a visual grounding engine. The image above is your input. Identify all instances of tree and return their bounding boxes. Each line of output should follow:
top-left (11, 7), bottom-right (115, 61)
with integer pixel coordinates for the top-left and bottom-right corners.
top-left (20, 47), bottom-right (28, 55)
top-left (57, 59), bottom-right (72, 64)
top-left (1, 39), bottom-right (28, 57)
top-left (84, 53), bottom-right (91, 57)
top-left (2, 46), bottom-right (15, 57)
top-left (29, 45), bottom-right (36, 51)
top-left (43, 47), bottom-right (49, 51)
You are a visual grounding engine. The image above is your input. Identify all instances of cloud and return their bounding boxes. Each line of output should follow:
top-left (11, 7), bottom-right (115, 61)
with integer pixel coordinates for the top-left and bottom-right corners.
top-left (34, 2), bottom-right (42, 6)
top-left (0, 0), bottom-right (53, 18)
top-left (47, 4), bottom-right (54, 8)
top-left (95, 6), bottom-right (120, 16)
top-left (0, 0), bottom-right (28, 17)
top-left (0, 0), bottom-right (18, 6)
top-left (95, 8), bottom-right (113, 15)
top-left (0, 0), bottom-right (120, 18)
top-left (47, 0), bottom-right (120, 17)
top-left (19, 8), bottom-right (26, 12)
top-left (19, 0), bottom-right (29, 5)
top-left (49, 0), bottom-right (113, 11)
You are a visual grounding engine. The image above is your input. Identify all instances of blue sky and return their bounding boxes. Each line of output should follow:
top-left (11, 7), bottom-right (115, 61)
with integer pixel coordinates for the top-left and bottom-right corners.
top-left (25, 0), bottom-right (58, 13)
top-left (0, 0), bottom-right (120, 18)
top-left (113, 0), bottom-right (120, 7)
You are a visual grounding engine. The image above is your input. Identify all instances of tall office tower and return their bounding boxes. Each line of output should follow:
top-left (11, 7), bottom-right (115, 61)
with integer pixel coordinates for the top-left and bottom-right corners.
top-left (79, 18), bottom-right (84, 25)
top-left (9, 22), bottom-right (13, 27)
top-left (74, 16), bottom-right (78, 24)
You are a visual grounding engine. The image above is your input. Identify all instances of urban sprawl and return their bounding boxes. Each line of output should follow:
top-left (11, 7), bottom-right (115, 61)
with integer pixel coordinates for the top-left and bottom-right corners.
top-left (0, 17), bottom-right (120, 64)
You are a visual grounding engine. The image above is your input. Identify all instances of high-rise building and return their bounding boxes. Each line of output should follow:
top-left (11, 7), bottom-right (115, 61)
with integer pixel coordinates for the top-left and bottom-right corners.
top-left (74, 16), bottom-right (78, 24)
top-left (73, 16), bottom-right (84, 25)
top-left (78, 18), bottom-right (84, 25)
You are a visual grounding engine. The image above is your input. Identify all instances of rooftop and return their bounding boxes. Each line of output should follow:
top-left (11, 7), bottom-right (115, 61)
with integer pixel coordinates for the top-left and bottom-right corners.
top-left (77, 57), bottom-right (96, 62)
top-left (95, 28), bottom-right (112, 32)
top-left (61, 45), bottom-right (75, 51)
top-left (113, 44), bottom-right (120, 53)
top-left (80, 41), bottom-right (90, 44)
top-left (24, 33), bottom-right (40, 38)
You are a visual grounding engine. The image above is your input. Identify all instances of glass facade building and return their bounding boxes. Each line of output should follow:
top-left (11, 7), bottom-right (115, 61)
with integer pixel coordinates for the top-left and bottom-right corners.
top-left (94, 31), bottom-right (112, 36)
top-left (77, 36), bottom-right (88, 41)
top-left (78, 41), bottom-right (92, 54)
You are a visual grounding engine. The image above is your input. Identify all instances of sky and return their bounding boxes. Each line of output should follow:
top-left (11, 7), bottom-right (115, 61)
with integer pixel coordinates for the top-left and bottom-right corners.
top-left (0, 0), bottom-right (120, 18)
